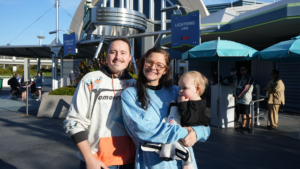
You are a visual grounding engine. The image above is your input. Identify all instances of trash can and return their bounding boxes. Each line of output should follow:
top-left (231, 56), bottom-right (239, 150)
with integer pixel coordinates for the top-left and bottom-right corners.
top-left (0, 78), bottom-right (3, 90)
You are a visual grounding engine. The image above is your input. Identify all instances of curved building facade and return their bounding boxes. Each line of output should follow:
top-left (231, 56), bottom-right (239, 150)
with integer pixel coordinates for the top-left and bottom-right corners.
top-left (69, 0), bottom-right (210, 42)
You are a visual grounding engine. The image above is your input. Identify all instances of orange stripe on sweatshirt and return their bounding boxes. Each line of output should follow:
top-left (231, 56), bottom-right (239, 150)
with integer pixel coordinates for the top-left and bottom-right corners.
top-left (93, 136), bottom-right (136, 167)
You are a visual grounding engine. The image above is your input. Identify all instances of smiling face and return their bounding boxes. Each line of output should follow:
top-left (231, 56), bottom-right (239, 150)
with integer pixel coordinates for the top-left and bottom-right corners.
top-left (143, 52), bottom-right (168, 86)
top-left (106, 40), bottom-right (132, 77)
top-left (178, 75), bottom-right (200, 100)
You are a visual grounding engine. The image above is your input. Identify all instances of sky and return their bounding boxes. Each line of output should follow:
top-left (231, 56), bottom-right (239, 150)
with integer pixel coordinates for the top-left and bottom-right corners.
top-left (0, 0), bottom-right (278, 46)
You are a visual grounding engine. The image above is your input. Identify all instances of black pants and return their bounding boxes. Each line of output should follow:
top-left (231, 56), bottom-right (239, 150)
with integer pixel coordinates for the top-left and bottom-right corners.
top-left (234, 100), bottom-right (239, 122)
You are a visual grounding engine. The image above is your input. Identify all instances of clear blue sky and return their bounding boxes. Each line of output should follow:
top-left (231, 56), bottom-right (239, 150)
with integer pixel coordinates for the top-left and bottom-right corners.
top-left (0, 0), bottom-right (278, 46)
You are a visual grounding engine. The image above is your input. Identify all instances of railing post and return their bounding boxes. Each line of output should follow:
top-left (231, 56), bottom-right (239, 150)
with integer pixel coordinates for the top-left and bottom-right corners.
top-left (251, 101), bottom-right (254, 134)
top-left (256, 84), bottom-right (260, 126)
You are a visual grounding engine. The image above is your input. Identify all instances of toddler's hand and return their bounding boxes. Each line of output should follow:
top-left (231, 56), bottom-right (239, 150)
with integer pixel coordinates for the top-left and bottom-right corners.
top-left (178, 96), bottom-right (189, 103)
top-left (183, 164), bottom-right (195, 169)
top-left (182, 165), bottom-right (190, 169)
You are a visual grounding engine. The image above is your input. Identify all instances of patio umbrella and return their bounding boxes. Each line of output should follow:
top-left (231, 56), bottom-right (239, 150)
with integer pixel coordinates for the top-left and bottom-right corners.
top-left (182, 38), bottom-right (259, 127)
top-left (259, 36), bottom-right (300, 62)
top-left (182, 39), bottom-right (259, 62)
top-left (182, 38), bottom-right (259, 83)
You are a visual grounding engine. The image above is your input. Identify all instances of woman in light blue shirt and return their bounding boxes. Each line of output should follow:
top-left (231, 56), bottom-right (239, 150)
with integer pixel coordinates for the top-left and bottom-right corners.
top-left (121, 47), bottom-right (210, 169)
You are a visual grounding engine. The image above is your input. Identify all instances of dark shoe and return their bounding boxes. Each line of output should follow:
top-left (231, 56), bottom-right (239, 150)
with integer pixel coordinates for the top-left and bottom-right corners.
top-left (247, 128), bottom-right (251, 134)
top-left (241, 127), bottom-right (247, 133)
top-left (235, 126), bottom-right (243, 130)
top-left (241, 127), bottom-right (251, 134)
top-left (268, 126), bottom-right (277, 130)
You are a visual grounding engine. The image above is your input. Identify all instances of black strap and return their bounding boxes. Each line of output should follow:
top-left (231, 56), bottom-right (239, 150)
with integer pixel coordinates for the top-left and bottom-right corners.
top-left (141, 143), bottom-right (162, 150)
top-left (175, 149), bottom-right (189, 161)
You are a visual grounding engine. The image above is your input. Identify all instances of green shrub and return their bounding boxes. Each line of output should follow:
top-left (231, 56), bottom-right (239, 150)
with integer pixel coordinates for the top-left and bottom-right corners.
top-left (129, 72), bottom-right (138, 80)
top-left (16, 69), bottom-right (23, 74)
top-left (3, 69), bottom-right (12, 74)
top-left (49, 86), bottom-right (76, 96)
top-left (0, 69), bottom-right (4, 75)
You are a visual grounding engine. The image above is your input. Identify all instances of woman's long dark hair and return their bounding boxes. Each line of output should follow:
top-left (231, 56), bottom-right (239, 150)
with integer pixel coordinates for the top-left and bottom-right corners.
top-left (137, 47), bottom-right (172, 110)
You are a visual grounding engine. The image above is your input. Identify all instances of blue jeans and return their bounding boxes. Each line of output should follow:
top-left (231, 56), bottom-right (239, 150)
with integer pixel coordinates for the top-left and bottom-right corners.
top-left (80, 160), bottom-right (134, 169)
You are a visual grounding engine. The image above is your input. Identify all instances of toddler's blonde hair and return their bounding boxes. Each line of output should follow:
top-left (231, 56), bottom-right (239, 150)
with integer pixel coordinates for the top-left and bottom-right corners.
top-left (181, 71), bottom-right (208, 96)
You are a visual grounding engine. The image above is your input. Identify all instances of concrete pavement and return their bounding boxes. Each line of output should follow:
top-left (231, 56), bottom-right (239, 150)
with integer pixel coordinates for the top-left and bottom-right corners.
top-left (0, 87), bottom-right (299, 169)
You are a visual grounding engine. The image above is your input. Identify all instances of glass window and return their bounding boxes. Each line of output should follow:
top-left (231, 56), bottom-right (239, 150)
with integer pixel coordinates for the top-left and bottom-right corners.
top-left (180, 67), bottom-right (186, 76)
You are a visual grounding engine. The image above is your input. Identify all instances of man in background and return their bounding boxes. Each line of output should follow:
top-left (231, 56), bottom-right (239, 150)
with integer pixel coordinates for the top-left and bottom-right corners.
top-left (8, 73), bottom-right (20, 97)
top-left (234, 66), bottom-right (254, 134)
top-left (264, 69), bottom-right (285, 130)
top-left (69, 70), bottom-right (75, 86)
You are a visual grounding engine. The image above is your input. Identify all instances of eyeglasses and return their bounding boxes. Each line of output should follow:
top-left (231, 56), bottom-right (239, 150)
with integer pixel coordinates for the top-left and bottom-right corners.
top-left (270, 73), bottom-right (275, 75)
top-left (144, 59), bottom-right (167, 71)
top-left (240, 69), bottom-right (245, 71)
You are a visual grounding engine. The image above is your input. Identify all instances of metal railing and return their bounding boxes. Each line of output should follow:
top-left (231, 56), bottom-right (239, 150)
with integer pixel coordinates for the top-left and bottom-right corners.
top-left (250, 84), bottom-right (267, 134)
top-left (250, 98), bottom-right (266, 134)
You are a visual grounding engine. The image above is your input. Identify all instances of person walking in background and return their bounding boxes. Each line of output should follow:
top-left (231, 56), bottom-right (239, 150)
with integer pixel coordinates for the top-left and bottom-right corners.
top-left (233, 66), bottom-right (254, 134)
top-left (16, 73), bottom-right (20, 83)
top-left (222, 68), bottom-right (237, 87)
top-left (264, 69), bottom-right (285, 130)
top-left (35, 72), bottom-right (43, 101)
top-left (20, 73), bottom-right (30, 102)
top-left (8, 73), bottom-right (20, 97)
top-left (69, 70), bottom-right (75, 86)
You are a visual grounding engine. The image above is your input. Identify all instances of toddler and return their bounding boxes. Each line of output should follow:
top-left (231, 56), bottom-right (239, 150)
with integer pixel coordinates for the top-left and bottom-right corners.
top-left (142, 71), bottom-right (209, 169)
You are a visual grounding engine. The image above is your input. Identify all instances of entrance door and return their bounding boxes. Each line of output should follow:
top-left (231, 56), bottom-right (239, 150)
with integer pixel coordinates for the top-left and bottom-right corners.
top-left (177, 59), bottom-right (188, 77)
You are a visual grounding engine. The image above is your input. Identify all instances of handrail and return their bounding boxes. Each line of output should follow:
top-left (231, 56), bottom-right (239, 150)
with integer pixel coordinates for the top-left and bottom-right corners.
top-left (252, 98), bottom-right (266, 103)
top-left (250, 98), bottom-right (266, 134)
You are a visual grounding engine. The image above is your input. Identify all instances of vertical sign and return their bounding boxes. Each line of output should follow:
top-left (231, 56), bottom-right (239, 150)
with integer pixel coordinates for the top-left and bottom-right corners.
top-left (171, 10), bottom-right (200, 49)
top-left (63, 32), bottom-right (77, 56)
top-left (24, 58), bottom-right (30, 82)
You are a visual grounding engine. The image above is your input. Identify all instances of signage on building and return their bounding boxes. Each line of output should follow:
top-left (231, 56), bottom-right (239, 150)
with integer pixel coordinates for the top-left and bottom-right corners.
top-left (171, 10), bottom-right (200, 48)
top-left (83, 0), bottom-right (92, 30)
top-left (83, 9), bottom-right (91, 30)
top-left (63, 32), bottom-right (77, 56)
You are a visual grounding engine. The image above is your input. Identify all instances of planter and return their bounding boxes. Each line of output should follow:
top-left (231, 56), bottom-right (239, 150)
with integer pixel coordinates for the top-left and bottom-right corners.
top-left (37, 92), bottom-right (72, 118)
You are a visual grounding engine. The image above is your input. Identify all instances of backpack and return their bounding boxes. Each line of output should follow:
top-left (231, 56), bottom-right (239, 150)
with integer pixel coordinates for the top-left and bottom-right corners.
top-left (8, 78), bottom-right (12, 85)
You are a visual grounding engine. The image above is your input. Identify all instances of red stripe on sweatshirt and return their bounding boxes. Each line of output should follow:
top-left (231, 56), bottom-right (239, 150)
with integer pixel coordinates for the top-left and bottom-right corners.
top-left (238, 77), bottom-right (251, 99)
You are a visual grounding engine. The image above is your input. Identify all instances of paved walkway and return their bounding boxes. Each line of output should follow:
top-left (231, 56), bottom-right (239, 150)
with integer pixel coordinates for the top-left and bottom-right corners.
top-left (0, 87), bottom-right (299, 169)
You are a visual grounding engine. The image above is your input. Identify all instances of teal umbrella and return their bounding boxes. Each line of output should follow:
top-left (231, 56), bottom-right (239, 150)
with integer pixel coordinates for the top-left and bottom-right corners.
top-left (259, 36), bottom-right (300, 62)
top-left (182, 39), bottom-right (259, 128)
top-left (182, 39), bottom-right (259, 61)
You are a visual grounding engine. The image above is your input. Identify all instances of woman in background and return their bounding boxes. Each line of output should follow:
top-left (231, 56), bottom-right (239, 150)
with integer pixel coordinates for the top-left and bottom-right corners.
top-left (35, 72), bottom-right (43, 101)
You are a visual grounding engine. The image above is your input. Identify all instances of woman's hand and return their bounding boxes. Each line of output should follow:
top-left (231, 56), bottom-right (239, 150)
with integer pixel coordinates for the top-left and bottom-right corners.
top-left (181, 127), bottom-right (197, 147)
